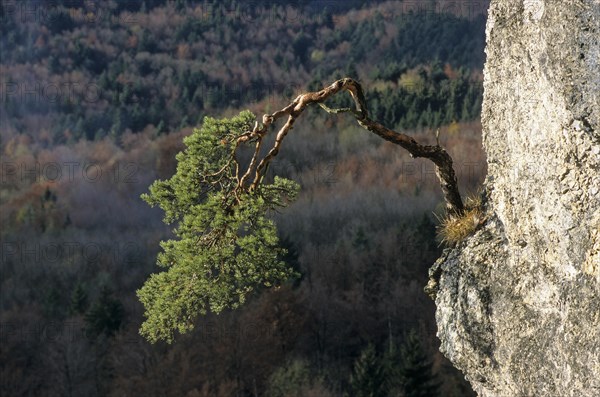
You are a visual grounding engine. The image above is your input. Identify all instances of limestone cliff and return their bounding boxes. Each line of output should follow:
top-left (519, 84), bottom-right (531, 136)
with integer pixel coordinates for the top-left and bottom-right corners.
top-left (428, 1), bottom-right (600, 396)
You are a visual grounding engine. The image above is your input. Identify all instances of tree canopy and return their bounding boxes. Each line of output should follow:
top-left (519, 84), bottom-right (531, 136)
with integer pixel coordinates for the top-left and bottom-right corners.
top-left (139, 111), bottom-right (300, 343)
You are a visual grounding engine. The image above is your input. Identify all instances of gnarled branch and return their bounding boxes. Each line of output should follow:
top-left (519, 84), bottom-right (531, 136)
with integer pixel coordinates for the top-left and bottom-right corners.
top-left (235, 78), bottom-right (464, 215)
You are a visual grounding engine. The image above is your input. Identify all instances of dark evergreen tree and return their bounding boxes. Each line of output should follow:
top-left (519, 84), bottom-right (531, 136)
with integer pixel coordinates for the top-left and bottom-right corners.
top-left (382, 339), bottom-right (403, 396)
top-left (85, 286), bottom-right (124, 338)
top-left (398, 331), bottom-right (441, 397)
top-left (350, 344), bottom-right (387, 397)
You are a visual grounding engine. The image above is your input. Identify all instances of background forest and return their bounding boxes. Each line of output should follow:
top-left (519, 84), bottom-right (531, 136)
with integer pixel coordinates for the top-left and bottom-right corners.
top-left (1, 0), bottom-right (488, 396)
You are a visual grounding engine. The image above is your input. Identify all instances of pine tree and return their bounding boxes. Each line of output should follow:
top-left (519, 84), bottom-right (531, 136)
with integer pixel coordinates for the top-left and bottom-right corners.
top-left (138, 78), bottom-right (467, 343)
top-left (381, 337), bottom-right (409, 396)
top-left (350, 344), bottom-right (387, 397)
top-left (138, 111), bottom-right (299, 343)
top-left (85, 286), bottom-right (124, 338)
top-left (266, 359), bottom-right (311, 397)
top-left (398, 331), bottom-right (441, 397)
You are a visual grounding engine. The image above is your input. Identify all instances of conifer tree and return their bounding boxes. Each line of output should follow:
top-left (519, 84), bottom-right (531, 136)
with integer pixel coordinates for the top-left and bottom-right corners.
top-left (350, 344), bottom-right (387, 397)
top-left (398, 331), bottom-right (441, 397)
top-left (139, 79), bottom-right (465, 343)
top-left (85, 286), bottom-right (124, 338)
top-left (138, 111), bottom-right (299, 343)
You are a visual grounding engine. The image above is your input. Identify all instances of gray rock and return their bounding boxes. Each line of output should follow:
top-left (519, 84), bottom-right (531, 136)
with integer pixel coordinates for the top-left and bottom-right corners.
top-left (429, 1), bottom-right (600, 396)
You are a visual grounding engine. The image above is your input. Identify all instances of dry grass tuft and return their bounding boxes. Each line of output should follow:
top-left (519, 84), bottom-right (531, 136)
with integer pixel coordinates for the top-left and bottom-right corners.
top-left (436, 194), bottom-right (485, 246)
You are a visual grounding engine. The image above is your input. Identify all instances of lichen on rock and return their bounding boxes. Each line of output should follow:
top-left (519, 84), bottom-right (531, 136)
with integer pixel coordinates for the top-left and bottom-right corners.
top-left (429, 1), bottom-right (600, 396)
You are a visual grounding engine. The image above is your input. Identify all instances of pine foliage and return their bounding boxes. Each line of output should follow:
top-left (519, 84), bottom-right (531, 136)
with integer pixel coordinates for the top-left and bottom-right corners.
top-left (138, 111), bottom-right (299, 343)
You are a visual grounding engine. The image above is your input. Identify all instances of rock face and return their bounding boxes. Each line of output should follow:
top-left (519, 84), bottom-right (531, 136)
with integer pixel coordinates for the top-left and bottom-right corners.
top-left (429, 1), bottom-right (600, 396)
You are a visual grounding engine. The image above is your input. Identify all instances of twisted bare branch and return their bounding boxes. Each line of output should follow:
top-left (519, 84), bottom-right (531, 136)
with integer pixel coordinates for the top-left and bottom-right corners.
top-left (234, 78), bottom-right (464, 215)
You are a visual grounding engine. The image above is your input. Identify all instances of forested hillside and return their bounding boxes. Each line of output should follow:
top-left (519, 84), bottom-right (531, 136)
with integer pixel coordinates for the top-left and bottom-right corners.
top-left (1, 1), bottom-right (488, 395)
top-left (2, 0), bottom-right (485, 141)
